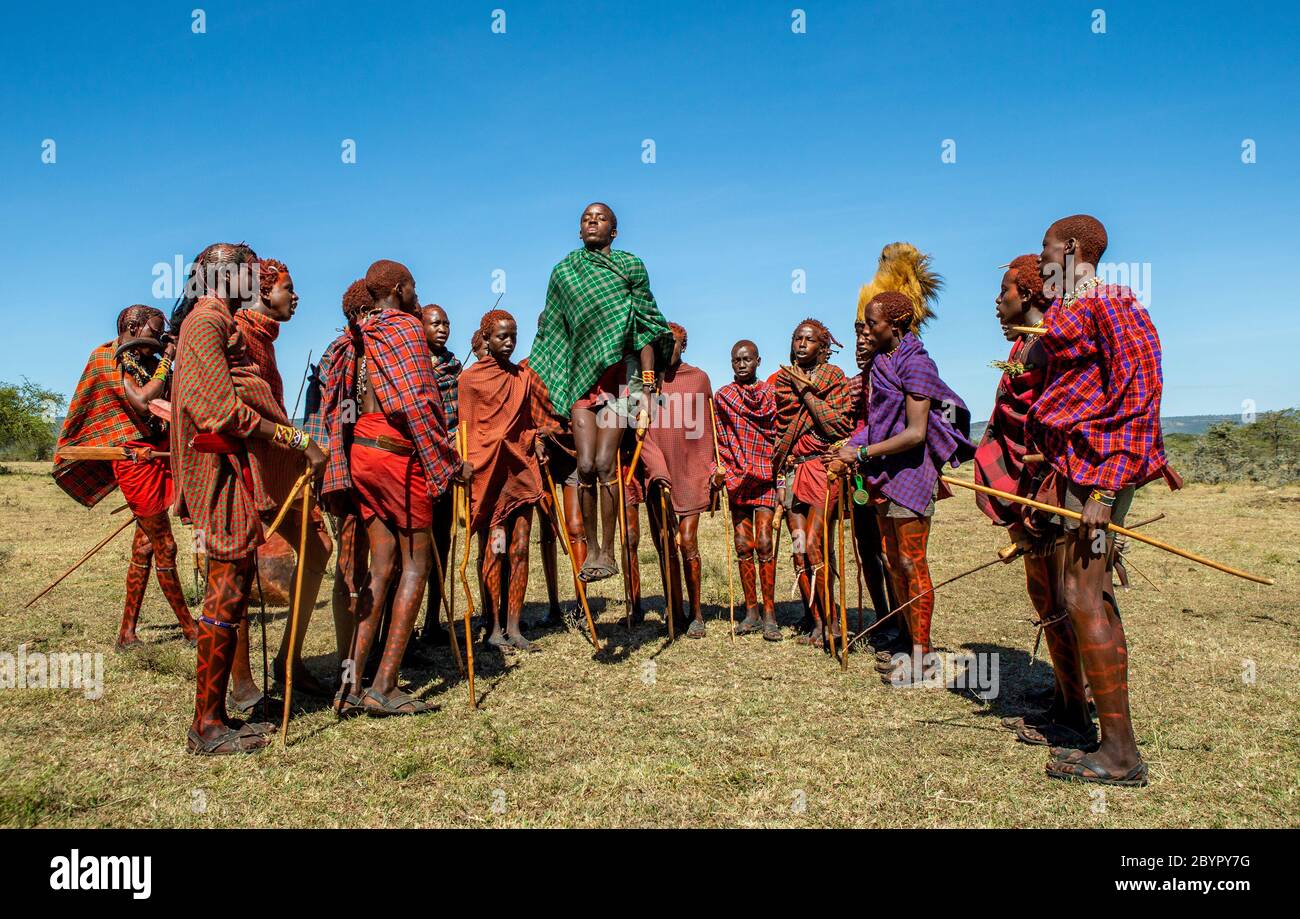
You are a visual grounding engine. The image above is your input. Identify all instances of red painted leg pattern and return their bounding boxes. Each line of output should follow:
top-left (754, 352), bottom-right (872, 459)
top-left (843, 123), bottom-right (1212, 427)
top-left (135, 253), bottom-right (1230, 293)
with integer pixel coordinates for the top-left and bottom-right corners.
top-left (193, 555), bottom-right (254, 736)
top-left (117, 524), bottom-right (153, 647)
top-left (893, 517), bottom-right (933, 653)
top-left (137, 512), bottom-right (198, 642)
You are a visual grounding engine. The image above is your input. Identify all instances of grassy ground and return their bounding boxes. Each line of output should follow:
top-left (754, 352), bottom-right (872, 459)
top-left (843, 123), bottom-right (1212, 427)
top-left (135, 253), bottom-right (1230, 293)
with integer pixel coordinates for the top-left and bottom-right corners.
top-left (1, 460), bottom-right (1296, 828)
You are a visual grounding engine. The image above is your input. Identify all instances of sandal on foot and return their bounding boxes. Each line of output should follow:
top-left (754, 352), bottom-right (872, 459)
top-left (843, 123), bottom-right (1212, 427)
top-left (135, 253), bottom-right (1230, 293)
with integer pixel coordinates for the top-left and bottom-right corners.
top-left (686, 620), bottom-right (707, 639)
top-left (360, 687), bottom-right (433, 718)
top-left (227, 690), bottom-right (265, 715)
top-left (762, 622), bottom-right (783, 642)
top-left (187, 724), bottom-right (270, 756)
top-left (578, 560), bottom-right (617, 583)
top-left (333, 690), bottom-right (363, 719)
top-left (1045, 753), bottom-right (1149, 787)
top-left (231, 719), bottom-right (276, 736)
top-left (734, 614), bottom-right (763, 636)
top-left (1012, 718), bottom-right (1097, 749)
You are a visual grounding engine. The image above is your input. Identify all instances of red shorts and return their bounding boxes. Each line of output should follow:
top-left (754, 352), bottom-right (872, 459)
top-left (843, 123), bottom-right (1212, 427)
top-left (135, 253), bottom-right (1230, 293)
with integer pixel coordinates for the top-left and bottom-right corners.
top-left (349, 413), bottom-right (432, 531)
top-left (572, 362), bottom-right (624, 412)
top-left (113, 441), bottom-right (173, 517)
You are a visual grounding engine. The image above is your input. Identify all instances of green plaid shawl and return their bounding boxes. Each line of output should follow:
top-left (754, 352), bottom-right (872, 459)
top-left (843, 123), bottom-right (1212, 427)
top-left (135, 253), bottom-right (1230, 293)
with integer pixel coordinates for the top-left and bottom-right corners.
top-left (528, 248), bottom-right (674, 418)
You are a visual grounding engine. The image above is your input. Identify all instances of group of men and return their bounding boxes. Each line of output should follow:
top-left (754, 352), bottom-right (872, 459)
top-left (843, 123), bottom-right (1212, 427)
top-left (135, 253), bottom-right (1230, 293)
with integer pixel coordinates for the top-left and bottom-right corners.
top-left (52, 204), bottom-right (1172, 788)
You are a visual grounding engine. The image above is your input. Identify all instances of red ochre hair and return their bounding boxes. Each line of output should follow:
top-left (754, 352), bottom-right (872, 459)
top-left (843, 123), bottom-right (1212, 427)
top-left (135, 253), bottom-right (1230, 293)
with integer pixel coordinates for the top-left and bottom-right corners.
top-left (867, 292), bottom-right (915, 328)
top-left (364, 259), bottom-right (413, 300)
top-left (667, 321), bottom-right (687, 345)
top-left (1007, 254), bottom-right (1045, 303)
top-left (256, 258), bottom-right (290, 301)
top-left (341, 279), bottom-right (371, 320)
top-left (478, 308), bottom-right (516, 338)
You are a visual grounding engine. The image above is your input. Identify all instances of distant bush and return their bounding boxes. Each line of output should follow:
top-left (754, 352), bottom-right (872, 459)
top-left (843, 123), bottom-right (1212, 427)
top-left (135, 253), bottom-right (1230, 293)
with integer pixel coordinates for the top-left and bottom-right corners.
top-left (1165, 409), bottom-right (1300, 485)
top-left (0, 379), bottom-right (64, 461)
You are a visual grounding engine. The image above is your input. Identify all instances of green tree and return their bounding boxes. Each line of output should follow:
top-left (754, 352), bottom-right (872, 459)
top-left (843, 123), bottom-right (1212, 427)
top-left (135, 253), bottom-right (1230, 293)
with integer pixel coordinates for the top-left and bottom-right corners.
top-left (0, 379), bottom-right (65, 461)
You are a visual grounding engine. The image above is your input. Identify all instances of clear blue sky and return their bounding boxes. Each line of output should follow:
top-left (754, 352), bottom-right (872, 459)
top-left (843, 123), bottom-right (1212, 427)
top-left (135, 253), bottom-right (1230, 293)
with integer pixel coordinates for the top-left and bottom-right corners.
top-left (2, 0), bottom-right (1296, 421)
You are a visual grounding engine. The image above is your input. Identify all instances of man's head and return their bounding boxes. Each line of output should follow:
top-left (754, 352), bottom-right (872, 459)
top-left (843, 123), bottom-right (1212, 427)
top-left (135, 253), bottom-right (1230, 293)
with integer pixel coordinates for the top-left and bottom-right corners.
top-left (862, 292), bottom-right (912, 353)
top-left (580, 202), bottom-right (618, 251)
top-left (256, 258), bottom-right (297, 322)
top-left (364, 259), bottom-right (417, 313)
top-left (996, 254), bottom-right (1047, 340)
top-left (667, 322), bottom-right (687, 366)
top-left (170, 241), bottom-right (259, 333)
top-left (117, 304), bottom-right (166, 341)
top-left (341, 279), bottom-right (372, 326)
top-left (422, 304), bottom-right (450, 352)
top-left (853, 321), bottom-right (875, 371)
top-left (1040, 214), bottom-right (1107, 297)
top-left (731, 339), bottom-right (760, 383)
top-left (790, 318), bottom-right (835, 368)
top-left (479, 309), bottom-right (517, 361)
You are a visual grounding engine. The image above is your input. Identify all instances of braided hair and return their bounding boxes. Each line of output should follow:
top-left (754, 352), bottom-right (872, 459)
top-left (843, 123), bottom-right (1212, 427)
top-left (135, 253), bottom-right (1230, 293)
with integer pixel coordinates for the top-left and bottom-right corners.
top-left (117, 304), bottom-right (164, 336)
top-left (170, 241), bottom-right (259, 335)
top-left (792, 317), bottom-right (841, 364)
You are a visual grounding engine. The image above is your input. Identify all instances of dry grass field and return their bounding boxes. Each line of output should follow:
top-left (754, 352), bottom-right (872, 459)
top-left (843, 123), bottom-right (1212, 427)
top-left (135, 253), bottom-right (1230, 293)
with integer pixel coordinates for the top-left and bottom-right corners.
top-left (1, 460), bottom-right (1296, 828)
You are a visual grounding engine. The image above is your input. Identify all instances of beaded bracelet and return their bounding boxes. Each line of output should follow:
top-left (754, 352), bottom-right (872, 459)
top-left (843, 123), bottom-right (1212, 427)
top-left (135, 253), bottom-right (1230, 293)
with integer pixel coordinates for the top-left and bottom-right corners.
top-left (1089, 489), bottom-right (1116, 507)
top-left (151, 357), bottom-right (171, 382)
top-left (272, 424), bottom-right (311, 452)
top-left (856, 445), bottom-right (871, 463)
top-left (640, 370), bottom-right (656, 386)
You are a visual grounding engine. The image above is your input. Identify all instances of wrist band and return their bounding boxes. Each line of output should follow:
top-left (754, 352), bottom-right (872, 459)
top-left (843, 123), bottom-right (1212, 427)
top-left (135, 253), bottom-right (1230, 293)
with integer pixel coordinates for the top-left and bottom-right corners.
top-left (641, 370), bottom-right (656, 385)
top-left (856, 445), bottom-right (870, 463)
top-left (151, 358), bottom-right (171, 382)
top-left (1089, 489), bottom-right (1116, 507)
top-left (273, 424), bottom-right (311, 452)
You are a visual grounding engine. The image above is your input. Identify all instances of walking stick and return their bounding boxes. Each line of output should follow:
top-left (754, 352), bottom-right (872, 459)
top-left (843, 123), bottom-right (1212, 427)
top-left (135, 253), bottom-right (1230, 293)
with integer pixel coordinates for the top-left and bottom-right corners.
top-left (941, 476), bottom-right (1275, 585)
top-left (658, 485), bottom-right (675, 641)
top-left (837, 479), bottom-right (849, 670)
top-left (707, 402), bottom-right (736, 643)
top-left (23, 514), bottom-right (137, 608)
top-left (542, 465), bottom-right (600, 649)
top-left (279, 477), bottom-right (311, 746)
top-left (429, 529), bottom-right (464, 675)
top-left (614, 454), bottom-right (634, 635)
top-left (455, 427), bottom-right (476, 709)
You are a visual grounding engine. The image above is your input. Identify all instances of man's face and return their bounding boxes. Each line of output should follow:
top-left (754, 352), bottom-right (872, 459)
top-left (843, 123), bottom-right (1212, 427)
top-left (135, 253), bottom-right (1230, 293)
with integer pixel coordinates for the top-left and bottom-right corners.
top-left (863, 303), bottom-right (894, 351)
top-left (791, 323), bottom-right (820, 367)
top-left (731, 343), bottom-right (759, 383)
top-left (423, 306), bottom-right (450, 351)
top-left (854, 322), bottom-right (875, 370)
top-left (264, 273), bottom-right (298, 322)
top-left (486, 319), bottom-right (517, 361)
top-left (580, 205), bottom-right (617, 249)
top-left (995, 270), bottom-right (1028, 341)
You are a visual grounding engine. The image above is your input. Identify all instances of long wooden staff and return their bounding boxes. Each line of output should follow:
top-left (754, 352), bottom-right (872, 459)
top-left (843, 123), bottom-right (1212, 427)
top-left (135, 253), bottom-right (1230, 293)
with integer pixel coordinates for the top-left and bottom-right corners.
top-left (941, 476), bottom-right (1274, 585)
top-left (658, 485), bottom-right (675, 641)
top-left (836, 480), bottom-right (849, 670)
top-left (23, 514), bottom-right (137, 608)
top-left (263, 469), bottom-right (313, 541)
top-left (429, 529), bottom-right (464, 675)
top-left (543, 465), bottom-right (600, 649)
top-left (708, 402), bottom-right (736, 643)
top-left (455, 427), bottom-right (476, 709)
top-left (279, 480), bottom-right (311, 746)
top-left (614, 454), bottom-right (635, 635)
top-left (821, 486), bottom-right (838, 661)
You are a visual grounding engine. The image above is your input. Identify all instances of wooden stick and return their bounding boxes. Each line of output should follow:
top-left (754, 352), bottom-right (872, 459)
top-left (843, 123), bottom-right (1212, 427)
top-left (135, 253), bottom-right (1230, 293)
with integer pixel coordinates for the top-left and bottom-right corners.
top-left (1022, 453), bottom-right (1044, 464)
top-left (429, 525), bottom-right (464, 676)
top-left (56, 446), bottom-right (170, 461)
top-left (264, 470), bottom-right (313, 542)
top-left (544, 466), bottom-right (600, 649)
top-left (708, 401), bottom-right (735, 643)
top-left (23, 514), bottom-right (137, 608)
top-left (941, 476), bottom-right (1274, 585)
top-left (624, 427), bottom-right (648, 486)
top-left (1009, 325), bottom-right (1046, 336)
top-left (614, 455), bottom-right (633, 633)
top-left (289, 350), bottom-right (312, 424)
top-left (279, 478), bottom-right (311, 747)
top-left (455, 428), bottom-right (476, 709)
top-left (837, 480), bottom-right (849, 670)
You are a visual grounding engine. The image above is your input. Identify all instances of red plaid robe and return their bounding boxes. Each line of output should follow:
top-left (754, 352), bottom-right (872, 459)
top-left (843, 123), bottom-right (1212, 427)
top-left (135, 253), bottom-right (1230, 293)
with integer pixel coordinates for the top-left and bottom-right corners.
top-left (320, 309), bottom-right (457, 503)
top-left (1027, 285), bottom-right (1169, 491)
top-left (771, 363), bottom-right (853, 506)
top-left (974, 337), bottom-right (1047, 526)
top-left (713, 380), bottom-right (777, 508)
top-left (234, 308), bottom-right (286, 414)
top-left (53, 342), bottom-right (154, 507)
top-left (170, 299), bottom-right (293, 560)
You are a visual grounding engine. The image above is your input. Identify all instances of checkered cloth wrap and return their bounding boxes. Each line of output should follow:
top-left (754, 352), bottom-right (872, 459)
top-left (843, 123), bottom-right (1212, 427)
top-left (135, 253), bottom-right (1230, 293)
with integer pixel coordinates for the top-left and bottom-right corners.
top-left (301, 334), bottom-right (345, 450)
top-left (1026, 285), bottom-right (1168, 491)
top-left (974, 336), bottom-right (1047, 526)
top-left (432, 348), bottom-right (462, 432)
top-left (170, 299), bottom-right (294, 560)
top-left (320, 310), bottom-right (457, 504)
top-left (53, 342), bottom-right (154, 507)
top-left (853, 333), bottom-right (974, 515)
top-left (233, 308), bottom-right (285, 414)
top-left (713, 380), bottom-right (777, 508)
top-left (771, 363), bottom-right (854, 474)
top-left (527, 248), bottom-right (674, 418)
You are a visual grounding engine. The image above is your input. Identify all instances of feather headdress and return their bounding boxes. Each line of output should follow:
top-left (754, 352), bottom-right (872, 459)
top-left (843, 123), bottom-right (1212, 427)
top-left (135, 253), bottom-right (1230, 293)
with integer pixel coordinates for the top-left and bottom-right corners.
top-left (855, 242), bottom-right (943, 331)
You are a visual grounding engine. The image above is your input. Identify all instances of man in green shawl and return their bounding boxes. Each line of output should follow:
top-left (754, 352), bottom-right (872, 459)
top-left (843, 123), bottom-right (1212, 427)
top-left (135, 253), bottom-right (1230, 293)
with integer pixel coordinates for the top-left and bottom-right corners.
top-left (529, 202), bottom-right (674, 583)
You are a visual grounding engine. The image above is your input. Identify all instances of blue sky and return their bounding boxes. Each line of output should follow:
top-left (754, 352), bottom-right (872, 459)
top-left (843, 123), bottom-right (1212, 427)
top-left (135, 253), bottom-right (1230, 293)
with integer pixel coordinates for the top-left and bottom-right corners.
top-left (2, 0), bottom-right (1296, 420)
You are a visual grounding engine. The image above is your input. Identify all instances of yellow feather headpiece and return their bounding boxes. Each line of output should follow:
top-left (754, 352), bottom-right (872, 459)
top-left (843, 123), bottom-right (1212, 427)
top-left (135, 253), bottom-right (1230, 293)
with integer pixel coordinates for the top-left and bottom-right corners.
top-left (855, 242), bottom-right (943, 331)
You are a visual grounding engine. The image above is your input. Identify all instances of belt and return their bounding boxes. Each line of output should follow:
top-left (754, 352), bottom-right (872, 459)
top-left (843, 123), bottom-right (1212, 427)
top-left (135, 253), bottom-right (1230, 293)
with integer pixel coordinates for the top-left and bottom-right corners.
top-left (353, 434), bottom-right (415, 457)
